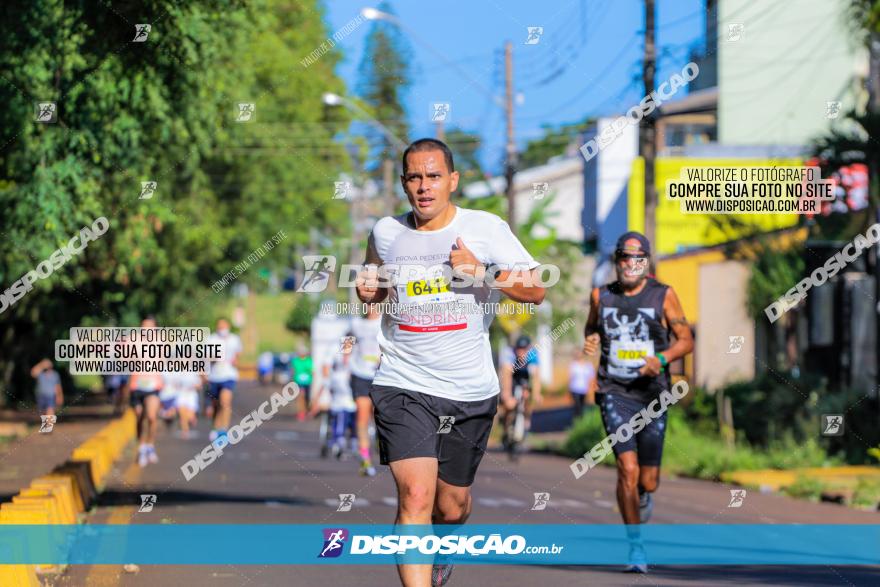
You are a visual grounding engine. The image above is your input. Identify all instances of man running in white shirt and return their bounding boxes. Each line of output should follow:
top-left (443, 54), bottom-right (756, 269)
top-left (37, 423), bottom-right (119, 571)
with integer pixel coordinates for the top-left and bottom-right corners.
top-left (206, 318), bottom-right (242, 443)
top-left (356, 138), bottom-right (545, 587)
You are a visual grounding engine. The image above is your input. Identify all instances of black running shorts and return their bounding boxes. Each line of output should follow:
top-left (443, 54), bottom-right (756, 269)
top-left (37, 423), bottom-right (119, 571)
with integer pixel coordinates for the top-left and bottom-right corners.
top-left (351, 374), bottom-right (373, 399)
top-left (370, 384), bottom-right (498, 487)
top-left (597, 392), bottom-right (668, 466)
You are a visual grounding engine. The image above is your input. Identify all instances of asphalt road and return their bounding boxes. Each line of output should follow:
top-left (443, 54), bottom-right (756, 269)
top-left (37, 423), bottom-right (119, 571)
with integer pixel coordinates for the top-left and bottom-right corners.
top-left (61, 381), bottom-right (880, 587)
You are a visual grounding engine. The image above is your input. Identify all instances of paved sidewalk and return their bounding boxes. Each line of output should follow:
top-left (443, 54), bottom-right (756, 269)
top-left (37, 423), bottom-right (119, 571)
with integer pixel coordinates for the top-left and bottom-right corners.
top-left (0, 393), bottom-right (119, 500)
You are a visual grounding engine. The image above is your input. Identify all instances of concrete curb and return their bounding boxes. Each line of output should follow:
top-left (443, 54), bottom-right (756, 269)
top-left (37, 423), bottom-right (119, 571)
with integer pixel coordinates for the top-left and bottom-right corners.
top-left (0, 409), bottom-right (137, 585)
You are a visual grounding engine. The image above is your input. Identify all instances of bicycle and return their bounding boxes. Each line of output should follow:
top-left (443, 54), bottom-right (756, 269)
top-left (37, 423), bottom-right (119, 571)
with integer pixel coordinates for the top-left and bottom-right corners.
top-left (318, 409), bottom-right (331, 458)
top-left (503, 383), bottom-right (528, 461)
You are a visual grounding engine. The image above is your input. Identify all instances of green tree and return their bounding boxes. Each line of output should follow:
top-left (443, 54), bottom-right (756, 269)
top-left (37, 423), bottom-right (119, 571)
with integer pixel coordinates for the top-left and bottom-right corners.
top-left (445, 128), bottom-right (485, 187)
top-left (0, 0), bottom-right (350, 405)
top-left (518, 117), bottom-right (593, 169)
top-left (356, 0), bottom-right (412, 171)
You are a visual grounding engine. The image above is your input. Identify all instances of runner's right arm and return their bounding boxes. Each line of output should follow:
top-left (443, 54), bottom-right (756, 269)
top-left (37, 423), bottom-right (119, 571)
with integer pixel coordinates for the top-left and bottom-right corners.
top-left (583, 287), bottom-right (601, 355)
top-left (356, 232), bottom-right (388, 304)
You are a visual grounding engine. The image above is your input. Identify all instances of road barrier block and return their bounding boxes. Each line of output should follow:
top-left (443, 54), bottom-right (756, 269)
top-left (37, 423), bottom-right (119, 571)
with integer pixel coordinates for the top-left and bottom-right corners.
top-left (18, 488), bottom-right (75, 525)
top-left (0, 564), bottom-right (40, 587)
top-left (0, 505), bottom-right (52, 525)
top-left (31, 477), bottom-right (82, 516)
top-left (49, 463), bottom-right (96, 511)
top-left (0, 409), bottom-right (138, 583)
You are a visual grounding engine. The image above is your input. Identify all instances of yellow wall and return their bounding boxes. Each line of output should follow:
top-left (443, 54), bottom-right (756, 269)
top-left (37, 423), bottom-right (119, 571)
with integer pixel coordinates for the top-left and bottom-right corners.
top-left (628, 157), bottom-right (802, 255)
top-left (656, 250), bottom-right (726, 325)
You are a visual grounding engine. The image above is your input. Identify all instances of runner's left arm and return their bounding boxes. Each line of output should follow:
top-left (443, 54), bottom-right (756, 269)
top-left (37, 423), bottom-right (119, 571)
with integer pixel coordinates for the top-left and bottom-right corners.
top-left (659, 287), bottom-right (694, 363)
top-left (478, 220), bottom-right (545, 304)
top-left (639, 287), bottom-right (694, 376)
top-left (493, 268), bottom-right (546, 304)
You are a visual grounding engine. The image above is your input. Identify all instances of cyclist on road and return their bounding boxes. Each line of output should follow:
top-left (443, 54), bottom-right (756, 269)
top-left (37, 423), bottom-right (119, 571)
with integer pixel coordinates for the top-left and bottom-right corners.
top-left (583, 231), bottom-right (693, 573)
top-left (498, 335), bottom-right (542, 450)
top-left (356, 138), bottom-right (545, 587)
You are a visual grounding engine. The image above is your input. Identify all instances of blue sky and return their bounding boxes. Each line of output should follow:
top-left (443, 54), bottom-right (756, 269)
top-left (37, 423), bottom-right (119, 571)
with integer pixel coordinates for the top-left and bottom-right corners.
top-left (323, 0), bottom-right (705, 171)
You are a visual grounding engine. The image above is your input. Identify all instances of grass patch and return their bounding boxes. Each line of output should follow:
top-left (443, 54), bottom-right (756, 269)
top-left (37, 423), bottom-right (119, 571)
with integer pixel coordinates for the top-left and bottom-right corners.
top-left (226, 293), bottom-right (304, 364)
top-left (562, 406), bottom-right (838, 480)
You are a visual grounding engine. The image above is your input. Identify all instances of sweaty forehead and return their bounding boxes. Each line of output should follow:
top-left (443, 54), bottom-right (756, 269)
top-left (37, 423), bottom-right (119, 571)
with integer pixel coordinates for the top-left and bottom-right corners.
top-left (405, 150), bottom-right (447, 174)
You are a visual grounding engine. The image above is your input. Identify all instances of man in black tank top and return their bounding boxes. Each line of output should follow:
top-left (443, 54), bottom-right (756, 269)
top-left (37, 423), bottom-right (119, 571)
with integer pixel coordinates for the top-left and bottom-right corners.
top-left (582, 232), bottom-right (694, 573)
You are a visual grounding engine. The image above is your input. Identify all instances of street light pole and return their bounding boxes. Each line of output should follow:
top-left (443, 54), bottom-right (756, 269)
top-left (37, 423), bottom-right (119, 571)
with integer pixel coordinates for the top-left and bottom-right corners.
top-left (323, 92), bottom-right (404, 217)
top-left (641, 0), bottom-right (657, 245)
top-left (504, 41), bottom-right (517, 236)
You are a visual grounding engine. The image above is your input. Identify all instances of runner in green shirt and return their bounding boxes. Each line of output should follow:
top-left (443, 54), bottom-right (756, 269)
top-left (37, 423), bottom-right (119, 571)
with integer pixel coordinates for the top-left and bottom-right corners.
top-left (291, 347), bottom-right (313, 421)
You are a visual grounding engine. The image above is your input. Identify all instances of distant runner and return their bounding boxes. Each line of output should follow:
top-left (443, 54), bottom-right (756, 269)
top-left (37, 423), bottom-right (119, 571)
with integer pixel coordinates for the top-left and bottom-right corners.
top-left (130, 316), bottom-right (163, 467)
top-left (583, 231), bottom-right (694, 573)
top-left (291, 346), bottom-right (313, 421)
top-left (356, 138), bottom-right (545, 587)
top-left (206, 318), bottom-right (242, 443)
top-left (349, 303), bottom-right (382, 476)
top-left (322, 343), bottom-right (357, 459)
top-left (31, 358), bottom-right (63, 418)
top-left (568, 349), bottom-right (596, 419)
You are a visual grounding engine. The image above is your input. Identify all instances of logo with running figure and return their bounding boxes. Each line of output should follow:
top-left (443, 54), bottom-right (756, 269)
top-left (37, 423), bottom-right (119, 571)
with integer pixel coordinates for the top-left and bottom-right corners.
top-left (139, 181), bottom-right (157, 200)
top-left (437, 416), bottom-right (455, 434)
top-left (431, 103), bottom-right (451, 123)
top-left (333, 181), bottom-right (351, 200)
top-left (532, 182), bottom-right (549, 200)
top-left (727, 23), bottom-right (744, 42)
top-left (318, 528), bottom-right (349, 558)
top-left (531, 492), bottom-right (550, 511)
top-left (525, 26), bottom-right (544, 45)
top-left (337, 493), bottom-right (355, 512)
top-left (138, 494), bottom-right (157, 512)
top-left (821, 414), bottom-right (844, 436)
top-left (298, 255), bottom-right (336, 293)
top-left (39, 415), bottom-right (56, 433)
top-left (35, 102), bottom-right (57, 123)
top-left (727, 489), bottom-right (746, 508)
top-left (133, 24), bottom-right (151, 42)
top-left (236, 103), bottom-right (256, 122)
top-left (727, 335), bottom-right (745, 354)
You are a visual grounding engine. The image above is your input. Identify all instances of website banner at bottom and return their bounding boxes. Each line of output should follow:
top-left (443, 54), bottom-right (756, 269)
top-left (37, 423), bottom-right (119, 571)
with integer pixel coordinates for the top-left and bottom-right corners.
top-left (0, 524), bottom-right (876, 565)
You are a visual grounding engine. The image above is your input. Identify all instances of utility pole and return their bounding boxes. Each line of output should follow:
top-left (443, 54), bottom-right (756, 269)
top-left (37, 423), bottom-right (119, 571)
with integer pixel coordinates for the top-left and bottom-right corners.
top-left (435, 120), bottom-right (445, 142)
top-left (383, 158), bottom-right (395, 216)
top-left (504, 40), bottom-right (517, 236)
top-left (870, 31), bottom-right (880, 393)
top-left (641, 0), bottom-right (657, 245)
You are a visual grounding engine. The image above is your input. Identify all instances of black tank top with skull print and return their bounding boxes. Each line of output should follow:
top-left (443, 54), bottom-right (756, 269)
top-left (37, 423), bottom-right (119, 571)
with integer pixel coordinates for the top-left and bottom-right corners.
top-left (596, 278), bottom-right (671, 400)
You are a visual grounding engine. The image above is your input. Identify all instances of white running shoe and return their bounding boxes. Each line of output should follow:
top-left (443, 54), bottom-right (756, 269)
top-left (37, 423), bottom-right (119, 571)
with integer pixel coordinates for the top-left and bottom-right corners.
top-left (625, 543), bottom-right (648, 574)
top-left (137, 446), bottom-right (149, 468)
top-left (147, 445), bottom-right (159, 464)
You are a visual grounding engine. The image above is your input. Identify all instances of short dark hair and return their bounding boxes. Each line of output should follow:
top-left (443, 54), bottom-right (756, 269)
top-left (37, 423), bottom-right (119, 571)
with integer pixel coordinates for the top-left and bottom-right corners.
top-left (402, 138), bottom-right (455, 174)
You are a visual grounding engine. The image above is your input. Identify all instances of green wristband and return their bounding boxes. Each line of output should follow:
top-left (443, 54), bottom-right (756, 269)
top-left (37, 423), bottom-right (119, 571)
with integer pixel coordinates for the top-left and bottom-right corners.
top-left (657, 353), bottom-right (668, 369)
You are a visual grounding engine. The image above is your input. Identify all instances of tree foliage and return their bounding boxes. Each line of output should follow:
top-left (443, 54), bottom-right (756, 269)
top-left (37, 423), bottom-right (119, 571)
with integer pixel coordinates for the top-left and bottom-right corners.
top-left (0, 0), bottom-right (351, 403)
top-left (356, 0), bottom-right (412, 169)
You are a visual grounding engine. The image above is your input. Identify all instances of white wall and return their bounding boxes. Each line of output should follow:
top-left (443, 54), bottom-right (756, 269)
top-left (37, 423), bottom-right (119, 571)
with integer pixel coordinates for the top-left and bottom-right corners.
top-left (718, 0), bottom-right (867, 146)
